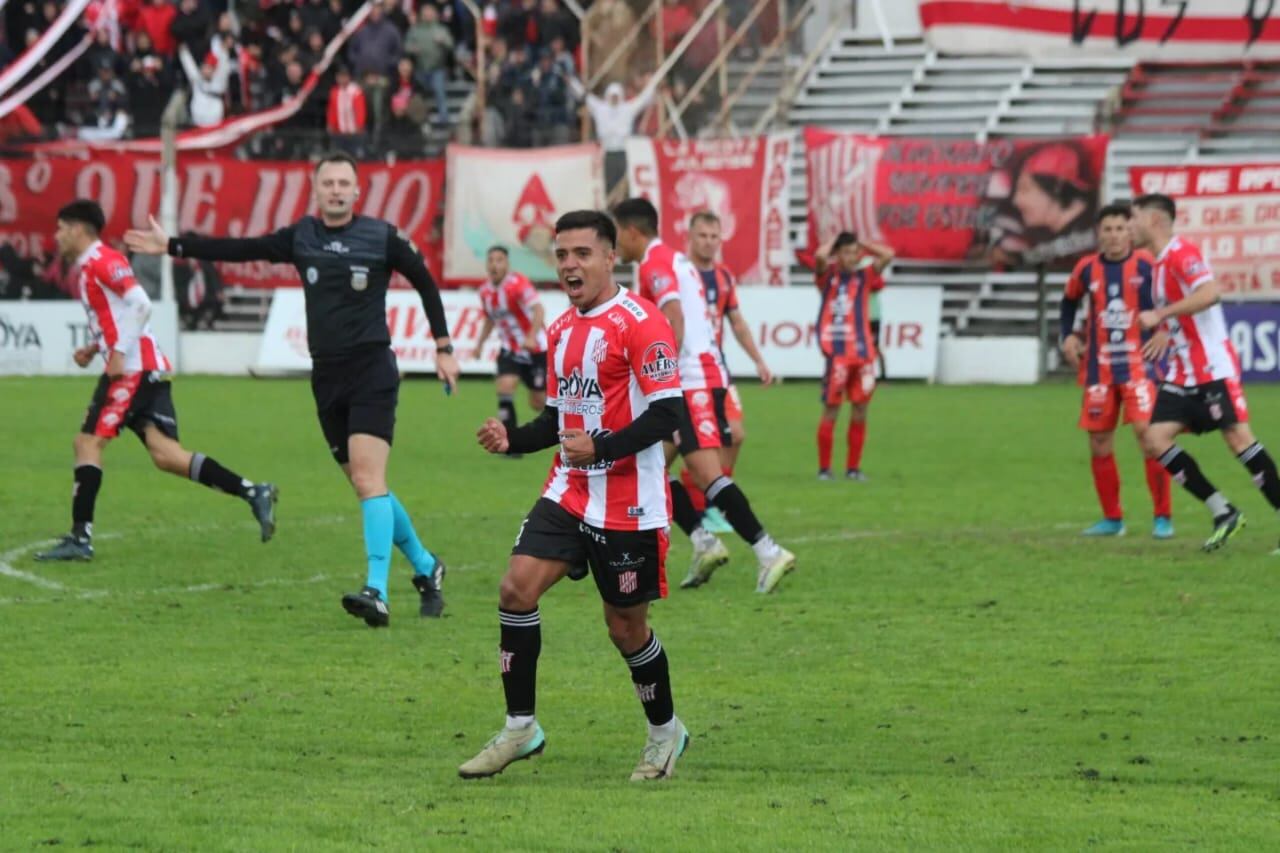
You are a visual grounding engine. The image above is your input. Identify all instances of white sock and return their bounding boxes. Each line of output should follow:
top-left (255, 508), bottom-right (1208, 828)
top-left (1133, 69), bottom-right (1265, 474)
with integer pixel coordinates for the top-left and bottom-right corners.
top-left (1206, 492), bottom-right (1231, 518)
top-left (505, 714), bottom-right (535, 732)
top-left (648, 715), bottom-right (679, 740)
top-left (690, 527), bottom-right (717, 551)
top-left (752, 533), bottom-right (781, 563)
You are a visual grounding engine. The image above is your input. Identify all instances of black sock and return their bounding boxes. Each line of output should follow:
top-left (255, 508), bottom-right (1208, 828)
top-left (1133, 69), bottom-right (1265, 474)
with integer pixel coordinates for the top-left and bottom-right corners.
top-left (72, 464), bottom-right (102, 540)
top-left (189, 452), bottom-right (251, 498)
top-left (706, 475), bottom-right (765, 544)
top-left (668, 477), bottom-right (702, 536)
top-left (622, 631), bottom-right (674, 727)
top-left (1160, 446), bottom-right (1231, 515)
top-left (499, 607), bottom-right (540, 717)
top-left (497, 394), bottom-right (518, 430)
top-left (1237, 442), bottom-right (1280, 510)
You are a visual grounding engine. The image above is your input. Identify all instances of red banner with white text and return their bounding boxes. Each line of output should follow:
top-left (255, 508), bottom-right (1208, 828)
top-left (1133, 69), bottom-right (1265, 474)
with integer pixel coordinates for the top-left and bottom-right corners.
top-left (803, 128), bottom-right (1109, 268)
top-left (920, 1), bottom-right (1280, 59)
top-left (0, 153), bottom-right (445, 288)
top-left (626, 134), bottom-right (793, 286)
top-left (1130, 163), bottom-right (1280, 301)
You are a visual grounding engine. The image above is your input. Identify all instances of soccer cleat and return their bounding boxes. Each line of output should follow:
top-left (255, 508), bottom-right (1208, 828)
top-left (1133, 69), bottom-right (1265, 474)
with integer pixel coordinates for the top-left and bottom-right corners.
top-left (630, 719), bottom-right (690, 781)
top-left (1152, 516), bottom-right (1175, 540)
top-left (411, 560), bottom-right (446, 618)
top-left (845, 469), bottom-right (868, 482)
top-left (755, 547), bottom-right (797, 594)
top-left (248, 483), bottom-right (278, 543)
top-left (1083, 519), bottom-right (1126, 537)
top-left (458, 722), bottom-right (546, 779)
top-left (680, 536), bottom-right (730, 589)
top-left (341, 586), bottom-right (390, 628)
top-left (33, 534), bottom-right (93, 562)
top-left (817, 469), bottom-right (833, 481)
top-left (1203, 509), bottom-right (1244, 552)
top-left (701, 506), bottom-right (734, 534)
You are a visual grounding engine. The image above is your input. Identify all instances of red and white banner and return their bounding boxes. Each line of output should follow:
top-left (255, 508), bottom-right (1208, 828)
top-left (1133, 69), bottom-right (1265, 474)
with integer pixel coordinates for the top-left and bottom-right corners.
top-left (804, 128), bottom-right (1109, 266)
top-left (443, 143), bottom-right (605, 283)
top-left (258, 285), bottom-right (944, 379)
top-left (625, 134), bottom-right (793, 286)
top-left (0, 153), bottom-right (445, 288)
top-left (1130, 163), bottom-right (1280, 301)
top-left (920, 0), bottom-right (1280, 59)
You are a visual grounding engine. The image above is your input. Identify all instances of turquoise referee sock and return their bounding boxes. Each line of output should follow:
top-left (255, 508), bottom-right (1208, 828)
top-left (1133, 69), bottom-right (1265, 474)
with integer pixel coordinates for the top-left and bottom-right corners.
top-left (361, 495), bottom-right (394, 599)
top-left (389, 492), bottom-right (437, 578)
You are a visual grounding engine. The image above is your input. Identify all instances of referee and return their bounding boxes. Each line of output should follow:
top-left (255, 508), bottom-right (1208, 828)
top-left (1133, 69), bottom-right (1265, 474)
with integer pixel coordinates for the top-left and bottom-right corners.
top-left (125, 151), bottom-right (460, 627)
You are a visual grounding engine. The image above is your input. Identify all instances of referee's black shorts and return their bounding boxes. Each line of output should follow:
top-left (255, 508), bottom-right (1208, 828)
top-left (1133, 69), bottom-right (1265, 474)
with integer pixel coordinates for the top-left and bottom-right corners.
top-left (311, 346), bottom-right (399, 464)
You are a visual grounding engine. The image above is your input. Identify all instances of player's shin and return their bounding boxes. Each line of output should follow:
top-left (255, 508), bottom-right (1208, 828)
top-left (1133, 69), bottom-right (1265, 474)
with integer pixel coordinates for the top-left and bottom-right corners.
top-left (497, 393), bottom-right (518, 430)
top-left (680, 467), bottom-right (706, 513)
top-left (499, 607), bottom-right (541, 728)
top-left (847, 421), bottom-right (867, 472)
top-left (705, 475), bottom-right (777, 557)
top-left (1237, 442), bottom-right (1280, 511)
top-left (1160, 446), bottom-right (1231, 517)
top-left (388, 492), bottom-right (437, 576)
top-left (1145, 457), bottom-right (1171, 518)
top-left (668, 476), bottom-right (703, 536)
top-left (72, 464), bottom-right (102, 540)
top-left (1090, 454), bottom-right (1123, 520)
top-left (622, 631), bottom-right (675, 732)
top-left (360, 495), bottom-right (394, 598)
top-left (817, 419), bottom-right (834, 472)
top-left (188, 452), bottom-right (253, 498)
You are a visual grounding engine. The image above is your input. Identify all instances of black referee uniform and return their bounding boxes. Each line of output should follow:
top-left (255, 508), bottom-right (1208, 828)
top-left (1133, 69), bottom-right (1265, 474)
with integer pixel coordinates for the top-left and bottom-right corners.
top-left (169, 215), bottom-right (450, 464)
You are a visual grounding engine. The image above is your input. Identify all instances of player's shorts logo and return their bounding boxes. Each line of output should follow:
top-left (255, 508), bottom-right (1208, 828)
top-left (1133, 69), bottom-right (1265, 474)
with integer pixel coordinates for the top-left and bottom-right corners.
top-left (692, 391), bottom-right (710, 407)
top-left (618, 571), bottom-right (637, 594)
top-left (111, 387), bottom-right (132, 402)
top-left (641, 342), bottom-right (678, 384)
top-left (350, 266), bottom-right (369, 291)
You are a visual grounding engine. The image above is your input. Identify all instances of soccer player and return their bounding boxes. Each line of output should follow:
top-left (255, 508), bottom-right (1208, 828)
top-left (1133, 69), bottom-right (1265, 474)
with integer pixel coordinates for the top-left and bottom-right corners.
top-left (813, 232), bottom-right (894, 480)
top-left (682, 211), bottom-right (775, 533)
top-left (35, 200), bottom-right (277, 562)
top-left (1060, 202), bottom-right (1172, 538)
top-left (461, 210), bottom-right (689, 781)
top-left (125, 151), bottom-right (460, 623)
top-left (613, 197), bottom-right (795, 594)
top-left (1133, 192), bottom-right (1280, 551)
top-left (473, 245), bottom-right (547, 431)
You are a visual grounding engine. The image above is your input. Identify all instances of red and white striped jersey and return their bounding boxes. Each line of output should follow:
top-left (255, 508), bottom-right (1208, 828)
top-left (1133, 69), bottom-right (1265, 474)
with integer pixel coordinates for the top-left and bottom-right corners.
top-left (478, 272), bottom-right (548, 353)
top-left (540, 286), bottom-right (683, 531)
top-left (635, 238), bottom-right (728, 391)
top-left (77, 241), bottom-right (171, 374)
top-left (326, 81), bottom-right (367, 135)
top-left (1155, 236), bottom-right (1239, 387)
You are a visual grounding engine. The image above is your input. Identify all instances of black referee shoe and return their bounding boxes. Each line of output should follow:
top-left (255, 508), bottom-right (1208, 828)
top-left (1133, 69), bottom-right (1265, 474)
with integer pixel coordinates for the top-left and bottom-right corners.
top-left (247, 483), bottom-right (278, 543)
top-left (411, 561), bottom-right (446, 618)
top-left (342, 586), bottom-right (390, 628)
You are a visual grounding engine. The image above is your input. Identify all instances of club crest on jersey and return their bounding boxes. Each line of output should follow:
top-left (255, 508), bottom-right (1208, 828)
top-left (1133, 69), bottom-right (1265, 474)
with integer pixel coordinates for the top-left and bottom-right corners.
top-left (350, 265), bottom-right (369, 291)
top-left (591, 337), bottom-right (609, 364)
top-left (306, 267), bottom-right (318, 285)
top-left (641, 341), bottom-right (678, 383)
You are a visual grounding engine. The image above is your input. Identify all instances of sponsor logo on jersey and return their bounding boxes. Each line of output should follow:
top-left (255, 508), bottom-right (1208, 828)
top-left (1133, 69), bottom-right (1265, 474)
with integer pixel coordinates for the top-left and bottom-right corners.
top-left (1101, 299), bottom-right (1134, 331)
top-left (619, 297), bottom-right (647, 321)
top-left (323, 241), bottom-right (350, 255)
top-left (641, 342), bottom-right (678, 384)
top-left (109, 263), bottom-right (130, 282)
top-left (557, 368), bottom-right (603, 400)
top-left (627, 506), bottom-right (646, 518)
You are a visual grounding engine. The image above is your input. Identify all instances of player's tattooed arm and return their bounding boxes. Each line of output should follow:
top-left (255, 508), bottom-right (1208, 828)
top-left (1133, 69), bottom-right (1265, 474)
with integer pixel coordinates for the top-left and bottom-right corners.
top-left (591, 397), bottom-right (683, 462)
top-left (506, 405), bottom-right (561, 454)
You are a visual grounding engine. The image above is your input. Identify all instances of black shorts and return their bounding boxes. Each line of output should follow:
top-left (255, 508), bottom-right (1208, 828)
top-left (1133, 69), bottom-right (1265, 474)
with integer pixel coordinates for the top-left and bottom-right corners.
top-left (81, 372), bottom-right (178, 443)
top-left (311, 346), bottom-right (399, 464)
top-left (511, 498), bottom-right (669, 607)
top-left (674, 388), bottom-right (732, 456)
top-left (1151, 379), bottom-right (1249, 435)
top-left (496, 349), bottom-right (547, 392)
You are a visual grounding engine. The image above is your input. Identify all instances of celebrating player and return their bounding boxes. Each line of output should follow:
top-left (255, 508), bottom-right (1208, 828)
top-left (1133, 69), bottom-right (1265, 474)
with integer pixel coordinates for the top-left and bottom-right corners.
top-left (1133, 193), bottom-right (1280, 551)
top-left (613, 198), bottom-right (795, 594)
top-left (474, 245), bottom-right (547, 432)
top-left (813, 232), bottom-right (894, 480)
top-left (1060, 202), bottom-right (1172, 538)
top-left (680, 211), bottom-right (774, 533)
top-left (461, 210), bottom-right (689, 781)
top-left (35, 200), bottom-right (277, 562)
top-left (126, 152), bottom-right (460, 624)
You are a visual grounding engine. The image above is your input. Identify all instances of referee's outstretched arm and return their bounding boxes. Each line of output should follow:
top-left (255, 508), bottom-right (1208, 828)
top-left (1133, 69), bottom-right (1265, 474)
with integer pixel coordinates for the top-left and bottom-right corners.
top-left (126, 215), bottom-right (294, 263)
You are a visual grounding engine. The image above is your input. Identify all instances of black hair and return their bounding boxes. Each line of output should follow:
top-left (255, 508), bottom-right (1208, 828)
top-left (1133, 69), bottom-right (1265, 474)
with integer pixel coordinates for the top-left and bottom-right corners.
top-left (611, 197), bottom-right (659, 237)
top-left (314, 150), bottom-right (358, 175)
top-left (1097, 201), bottom-right (1132, 223)
top-left (1134, 193), bottom-right (1177, 220)
top-left (57, 199), bottom-right (105, 234)
top-left (554, 210), bottom-right (617, 248)
top-left (486, 245), bottom-right (509, 257)
top-left (832, 231), bottom-right (858, 251)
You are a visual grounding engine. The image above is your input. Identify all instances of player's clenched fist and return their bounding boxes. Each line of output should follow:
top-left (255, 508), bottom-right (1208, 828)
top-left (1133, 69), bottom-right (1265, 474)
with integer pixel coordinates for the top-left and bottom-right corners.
top-left (477, 417), bottom-right (509, 454)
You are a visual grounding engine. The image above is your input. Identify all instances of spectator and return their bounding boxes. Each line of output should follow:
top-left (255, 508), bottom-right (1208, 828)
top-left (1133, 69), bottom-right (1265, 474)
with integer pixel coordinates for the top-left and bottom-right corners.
top-left (497, 0), bottom-right (531, 51)
top-left (87, 58), bottom-right (129, 125)
top-left (129, 55), bottom-right (168, 135)
top-left (283, 9), bottom-right (307, 49)
top-left (24, 30), bottom-right (64, 124)
top-left (299, 28), bottom-right (326, 69)
top-left (327, 65), bottom-right (368, 155)
top-left (658, 0), bottom-right (694, 55)
top-left (82, 27), bottom-right (126, 79)
top-left (404, 3), bottom-right (453, 125)
top-left (549, 35), bottom-right (575, 79)
top-left (135, 0), bottom-right (178, 57)
top-left (584, 0), bottom-right (636, 88)
top-left (322, 0), bottom-right (346, 42)
top-left (392, 56), bottom-right (431, 125)
top-left (529, 49), bottom-right (572, 146)
top-left (502, 86), bottom-right (532, 147)
top-left (382, 0), bottom-right (409, 34)
top-left (348, 4), bottom-right (402, 80)
top-left (170, 0), bottom-right (212, 55)
top-left (235, 41), bottom-right (272, 113)
top-left (299, 0), bottom-right (337, 43)
top-left (536, 0), bottom-right (574, 52)
top-left (572, 75), bottom-right (658, 187)
top-left (179, 41), bottom-right (232, 127)
top-left (385, 89), bottom-right (427, 159)
top-left (129, 30), bottom-right (166, 72)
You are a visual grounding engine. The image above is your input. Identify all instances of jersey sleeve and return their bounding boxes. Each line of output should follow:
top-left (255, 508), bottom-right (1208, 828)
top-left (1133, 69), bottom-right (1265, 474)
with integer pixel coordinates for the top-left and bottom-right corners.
top-left (388, 227), bottom-right (450, 339)
top-left (99, 256), bottom-right (140, 297)
top-left (640, 260), bottom-right (680, 308)
top-left (1175, 244), bottom-right (1214, 290)
top-left (723, 270), bottom-right (740, 312)
top-left (1064, 257), bottom-right (1089, 300)
top-left (171, 226), bottom-right (295, 263)
top-left (544, 324), bottom-right (562, 406)
top-left (513, 277), bottom-right (541, 310)
top-left (628, 311), bottom-right (684, 401)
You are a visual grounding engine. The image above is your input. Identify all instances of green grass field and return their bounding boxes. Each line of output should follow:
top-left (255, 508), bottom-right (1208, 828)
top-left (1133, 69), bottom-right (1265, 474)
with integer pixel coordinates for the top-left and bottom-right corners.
top-left (2, 376), bottom-right (1278, 851)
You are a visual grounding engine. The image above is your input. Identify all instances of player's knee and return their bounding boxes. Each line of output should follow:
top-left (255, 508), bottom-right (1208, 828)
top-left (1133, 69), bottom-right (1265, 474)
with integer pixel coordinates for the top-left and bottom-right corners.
top-left (604, 610), bottom-right (646, 651)
top-left (348, 468), bottom-right (386, 499)
top-left (498, 572), bottom-right (536, 610)
top-left (730, 423), bottom-right (746, 445)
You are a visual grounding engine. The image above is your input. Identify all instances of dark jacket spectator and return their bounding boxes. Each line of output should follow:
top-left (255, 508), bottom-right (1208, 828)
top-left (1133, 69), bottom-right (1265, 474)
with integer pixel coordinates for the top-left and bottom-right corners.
top-left (299, 0), bottom-right (338, 41)
top-left (536, 0), bottom-right (574, 51)
top-left (385, 89), bottom-right (427, 158)
top-left (170, 0), bottom-right (212, 54)
top-left (129, 56), bottom-right (168, 135)
top-left (347, 5), bottom-right (402, 78)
